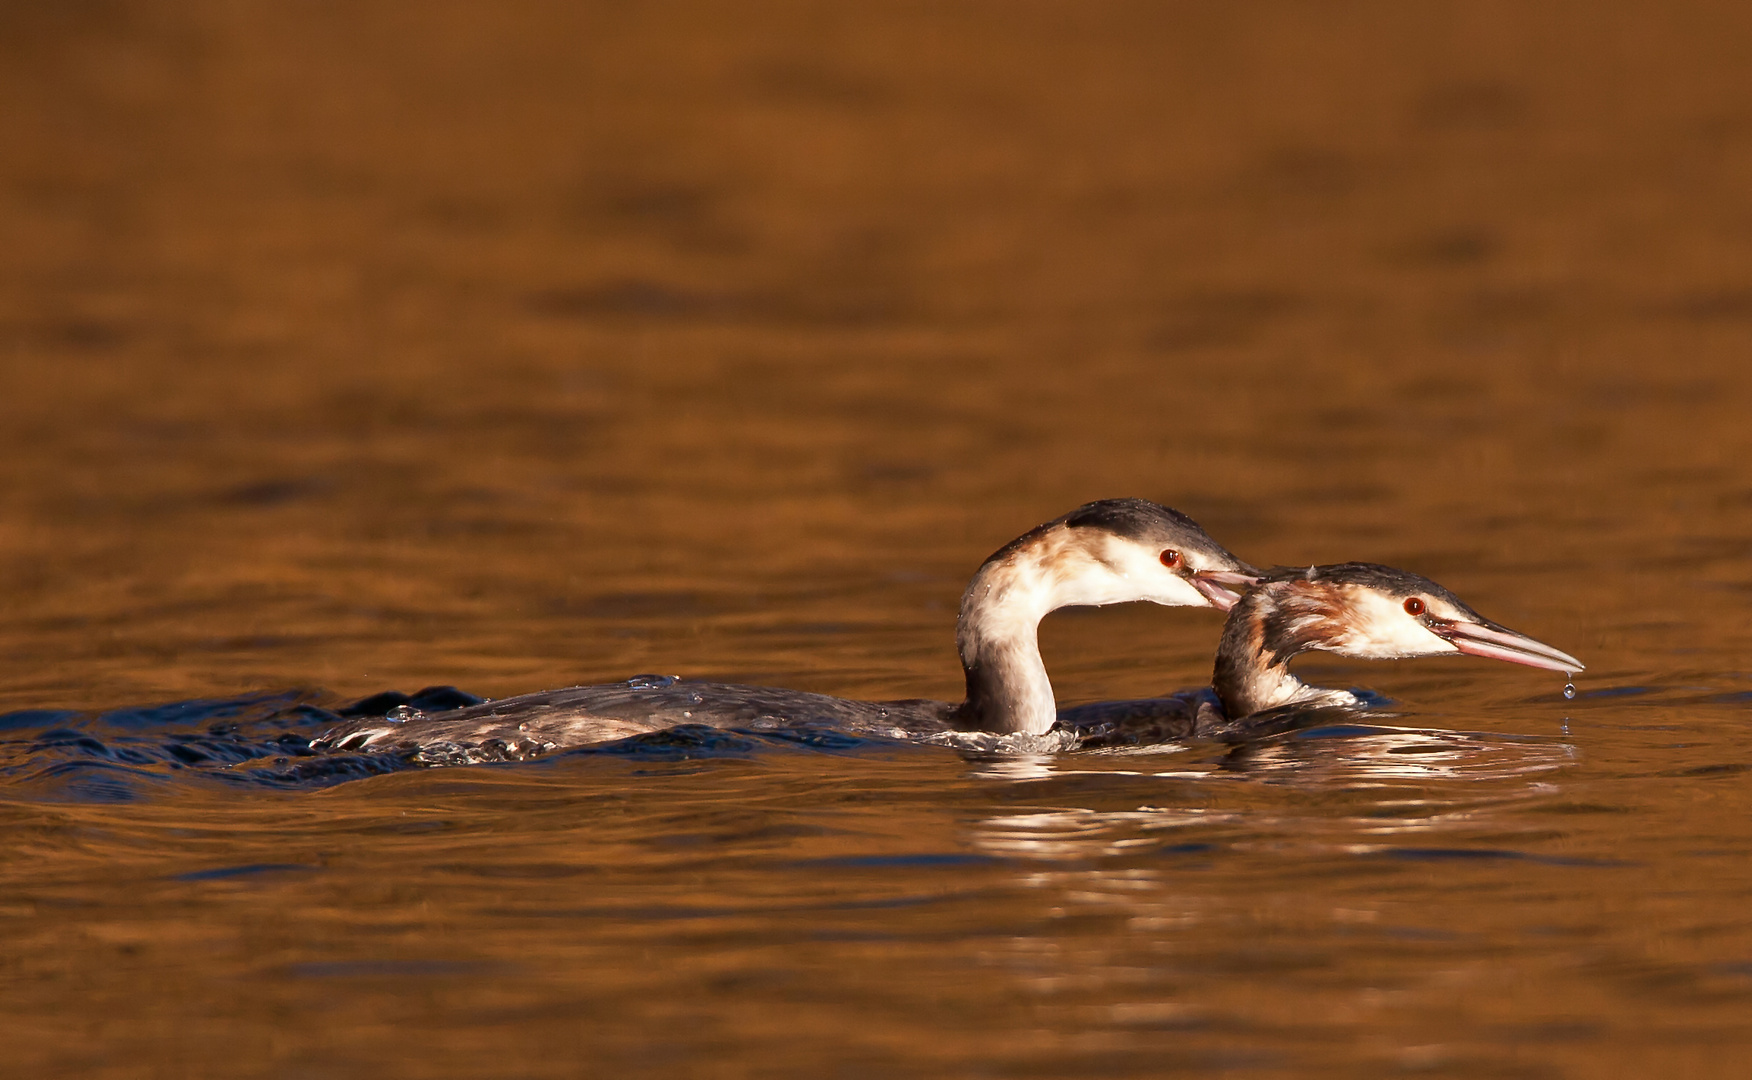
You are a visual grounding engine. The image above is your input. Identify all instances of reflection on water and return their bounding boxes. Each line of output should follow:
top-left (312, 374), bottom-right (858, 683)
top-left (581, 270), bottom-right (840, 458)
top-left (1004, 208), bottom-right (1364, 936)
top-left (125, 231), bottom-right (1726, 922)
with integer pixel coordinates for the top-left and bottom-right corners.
top-left (968, 725), bottom-right (1576, 862)
top-left (1211, 724), bottom-right (1577, 784)
top-left (977, 807), bottom-right (1239, 860)
top-left (0, 684), bottom-right (1746, 1076)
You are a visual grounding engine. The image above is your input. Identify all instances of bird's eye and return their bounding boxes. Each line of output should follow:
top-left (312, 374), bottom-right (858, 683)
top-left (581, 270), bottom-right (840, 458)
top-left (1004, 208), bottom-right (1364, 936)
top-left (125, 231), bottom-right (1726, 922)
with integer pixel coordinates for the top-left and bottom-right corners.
top-left (1159, 550), bottom-right (1182, 569)
top-left (1404, 597), bottom-right (1427, 616)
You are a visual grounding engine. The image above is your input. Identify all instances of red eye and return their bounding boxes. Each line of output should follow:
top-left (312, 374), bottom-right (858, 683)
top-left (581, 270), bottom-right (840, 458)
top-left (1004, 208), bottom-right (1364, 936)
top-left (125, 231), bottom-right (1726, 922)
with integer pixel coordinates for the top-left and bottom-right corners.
top-left (1160, 550), bottom-right (1182, 568)
top-left (1404, 597), bottom-right (1426, 616)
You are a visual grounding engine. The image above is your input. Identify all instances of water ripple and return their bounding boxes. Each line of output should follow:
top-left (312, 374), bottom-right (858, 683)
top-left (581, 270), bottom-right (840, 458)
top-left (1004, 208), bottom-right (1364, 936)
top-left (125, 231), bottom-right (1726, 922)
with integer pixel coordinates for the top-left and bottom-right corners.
top-left (0, 690), bottom-right (1578, 801)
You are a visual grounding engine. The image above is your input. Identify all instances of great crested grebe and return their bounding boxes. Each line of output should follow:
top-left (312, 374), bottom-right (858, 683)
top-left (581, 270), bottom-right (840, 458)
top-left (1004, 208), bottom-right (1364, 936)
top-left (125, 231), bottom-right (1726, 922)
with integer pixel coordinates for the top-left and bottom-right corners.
top-left (312, 499), bottom-right (1259, 762)
top-left (1057, 562), bottom-right (1584, 746)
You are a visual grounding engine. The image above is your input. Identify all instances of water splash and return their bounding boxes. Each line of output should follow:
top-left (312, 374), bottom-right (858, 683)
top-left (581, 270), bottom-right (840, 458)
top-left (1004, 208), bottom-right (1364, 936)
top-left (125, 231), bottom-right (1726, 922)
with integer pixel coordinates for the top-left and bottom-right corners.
top-left (921, 729), bottom-right (1081, 754)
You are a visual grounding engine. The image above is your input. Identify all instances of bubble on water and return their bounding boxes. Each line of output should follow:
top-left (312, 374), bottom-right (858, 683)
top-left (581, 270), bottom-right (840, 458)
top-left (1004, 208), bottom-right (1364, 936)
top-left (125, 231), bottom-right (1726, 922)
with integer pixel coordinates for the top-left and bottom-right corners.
top-left (386, 704), bottom-right (421, 722)
top-left (1563, 682), bottom-right (1576, 700)
top-left (625, 674), bottom-right (679, 690)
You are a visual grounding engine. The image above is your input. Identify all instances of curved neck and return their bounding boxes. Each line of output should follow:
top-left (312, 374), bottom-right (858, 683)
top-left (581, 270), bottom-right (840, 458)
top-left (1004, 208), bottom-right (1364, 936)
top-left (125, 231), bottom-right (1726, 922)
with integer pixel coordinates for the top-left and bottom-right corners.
top-left (954, 552), bottom-right (1060, 734)
top-left (952, 522), bottom-right (1211, 734)
top-left (1211, 582), bottom-right (1329, 719)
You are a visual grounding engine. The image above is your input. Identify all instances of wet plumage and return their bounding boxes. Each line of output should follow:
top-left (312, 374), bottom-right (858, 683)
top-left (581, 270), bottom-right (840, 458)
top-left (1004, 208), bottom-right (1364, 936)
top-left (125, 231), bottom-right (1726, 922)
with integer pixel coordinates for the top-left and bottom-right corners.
top-left (312, 498), bottom-right (1257, 761)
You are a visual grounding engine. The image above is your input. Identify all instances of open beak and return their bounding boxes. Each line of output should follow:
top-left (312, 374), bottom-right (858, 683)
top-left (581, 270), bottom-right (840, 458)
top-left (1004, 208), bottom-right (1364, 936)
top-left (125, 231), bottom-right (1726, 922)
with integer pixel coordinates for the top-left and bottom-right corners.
top-left (1190, 569), bottom-right (1262, 613)
top-left (1430, 618), bottom-right (1584, 674)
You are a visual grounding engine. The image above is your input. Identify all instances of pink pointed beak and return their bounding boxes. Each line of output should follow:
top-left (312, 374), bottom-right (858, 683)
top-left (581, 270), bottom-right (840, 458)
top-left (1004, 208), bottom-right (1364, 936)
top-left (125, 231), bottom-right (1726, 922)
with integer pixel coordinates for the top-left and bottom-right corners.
top-left (1189, 569), bottom-right (1262, 613)
top-left (1430, 618), bottom-right (1584, 674)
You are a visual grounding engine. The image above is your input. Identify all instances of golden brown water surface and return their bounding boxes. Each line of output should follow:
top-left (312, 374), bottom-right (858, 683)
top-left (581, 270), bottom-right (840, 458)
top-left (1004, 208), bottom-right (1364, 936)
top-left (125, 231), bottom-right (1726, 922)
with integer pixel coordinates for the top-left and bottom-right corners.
top-left (2, 2), bottom-right (1751, 1076)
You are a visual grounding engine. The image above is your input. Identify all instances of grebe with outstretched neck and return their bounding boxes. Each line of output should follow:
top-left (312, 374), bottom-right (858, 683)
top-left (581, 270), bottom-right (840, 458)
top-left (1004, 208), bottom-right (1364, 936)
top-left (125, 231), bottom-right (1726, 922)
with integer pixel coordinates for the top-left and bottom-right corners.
top-left (312, 499), bottom-right (1259, 762)
top-left (1058, 562), bottom-right (1584, 746)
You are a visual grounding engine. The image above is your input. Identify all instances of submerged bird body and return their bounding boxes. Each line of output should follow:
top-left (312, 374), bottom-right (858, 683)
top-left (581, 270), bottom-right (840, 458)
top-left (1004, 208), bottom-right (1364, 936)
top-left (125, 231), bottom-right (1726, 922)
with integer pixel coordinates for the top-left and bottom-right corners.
top-left (1059, 562), bottom-right (1583, 747)
top-left (312, 499), bottom-right (1258, 762)
top-left (328, 678), bottom-right (959, 766)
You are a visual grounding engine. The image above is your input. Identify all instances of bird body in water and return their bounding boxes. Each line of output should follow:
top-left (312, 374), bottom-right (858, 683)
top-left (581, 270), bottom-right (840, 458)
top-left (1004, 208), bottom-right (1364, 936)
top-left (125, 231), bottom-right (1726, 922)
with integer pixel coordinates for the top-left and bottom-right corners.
top-left (312, 499), bottom-right (1259, 763)
top-left (1058, 562), bottom-right (1584, 747)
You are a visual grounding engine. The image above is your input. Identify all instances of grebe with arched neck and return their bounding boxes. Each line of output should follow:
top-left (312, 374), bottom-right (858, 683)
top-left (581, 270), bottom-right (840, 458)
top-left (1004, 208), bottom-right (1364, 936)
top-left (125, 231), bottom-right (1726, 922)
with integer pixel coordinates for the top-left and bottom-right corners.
top-left (312, 499), bottom-right (1258, 763)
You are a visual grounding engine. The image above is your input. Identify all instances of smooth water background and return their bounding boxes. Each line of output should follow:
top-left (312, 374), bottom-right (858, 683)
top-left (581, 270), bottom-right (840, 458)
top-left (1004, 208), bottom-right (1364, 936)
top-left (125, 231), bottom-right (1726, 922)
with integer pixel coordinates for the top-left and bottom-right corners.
top-left (3, 2), bottom-right (1751, 1076)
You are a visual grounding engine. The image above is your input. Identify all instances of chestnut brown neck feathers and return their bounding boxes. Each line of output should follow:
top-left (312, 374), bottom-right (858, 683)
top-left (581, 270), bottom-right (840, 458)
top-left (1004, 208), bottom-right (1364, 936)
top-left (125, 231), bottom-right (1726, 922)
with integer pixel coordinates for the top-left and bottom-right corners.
top-left (1212, 571), bottom-right (1350, 719)
top-left (1210, 562), bottom-right (1513, 720)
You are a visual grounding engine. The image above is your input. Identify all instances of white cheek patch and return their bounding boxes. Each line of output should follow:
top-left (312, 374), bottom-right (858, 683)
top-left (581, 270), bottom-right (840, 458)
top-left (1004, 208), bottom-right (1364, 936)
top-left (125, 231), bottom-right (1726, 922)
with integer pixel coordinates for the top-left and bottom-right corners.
top-left (1125, 543), bottom-right (1212, 608)
top-left (1327, 588), bottom-right (1457, 659)
top-left (1048, 537), bottom-right (1207, 609)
